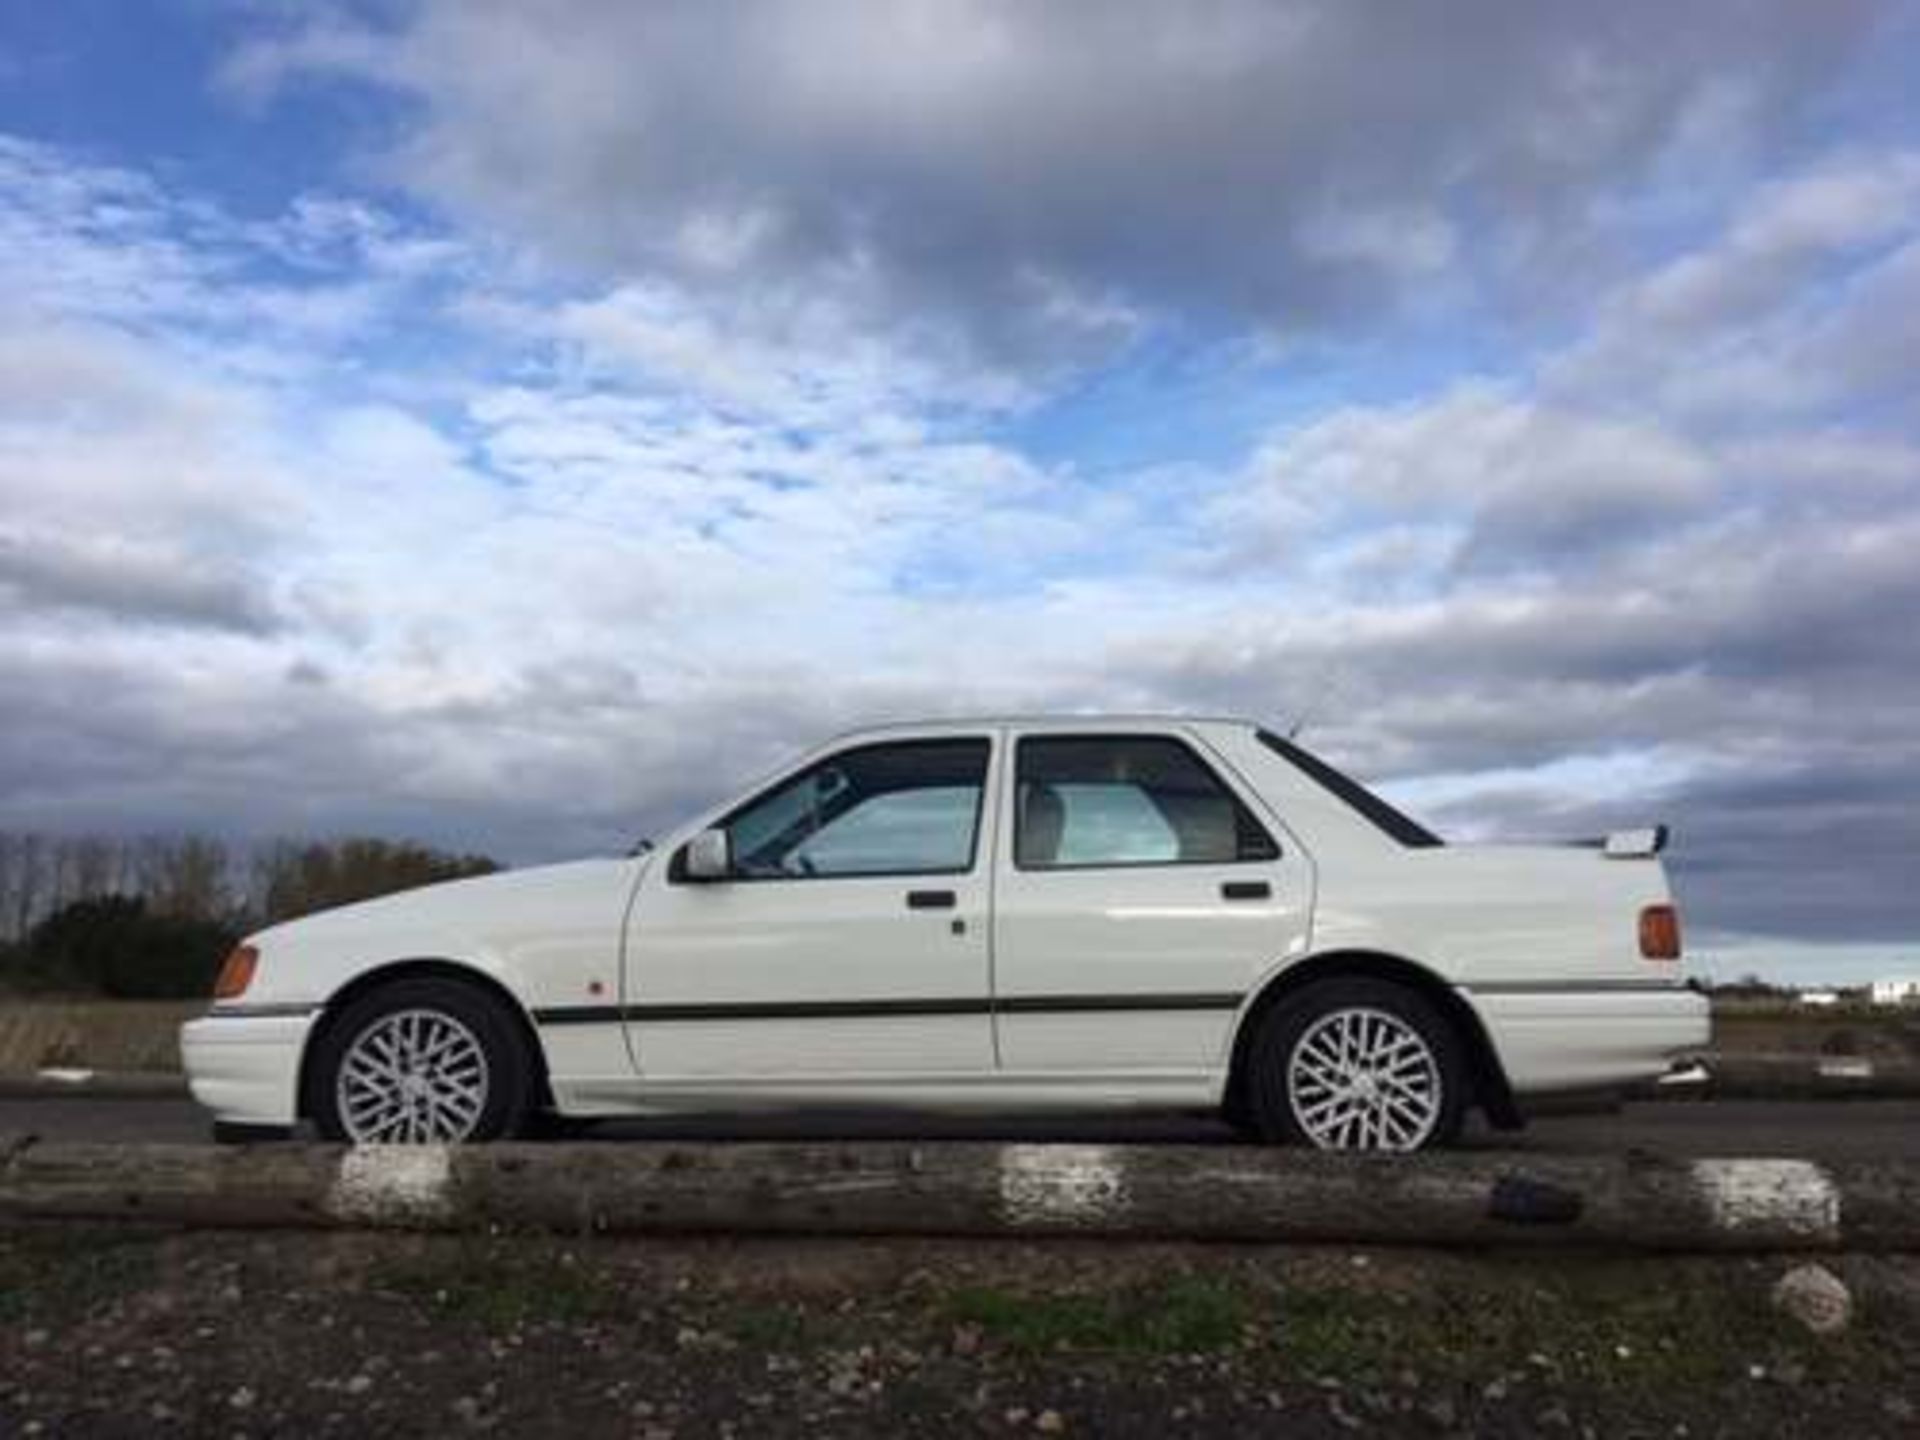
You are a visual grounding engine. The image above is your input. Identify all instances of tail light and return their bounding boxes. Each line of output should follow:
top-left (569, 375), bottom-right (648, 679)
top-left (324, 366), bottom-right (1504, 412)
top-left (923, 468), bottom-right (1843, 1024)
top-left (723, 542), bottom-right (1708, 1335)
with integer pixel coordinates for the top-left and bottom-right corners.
top-left (1639, 905), bottom-right (1682, 961)
top-left (212, 944), bottom-right (259, 1000)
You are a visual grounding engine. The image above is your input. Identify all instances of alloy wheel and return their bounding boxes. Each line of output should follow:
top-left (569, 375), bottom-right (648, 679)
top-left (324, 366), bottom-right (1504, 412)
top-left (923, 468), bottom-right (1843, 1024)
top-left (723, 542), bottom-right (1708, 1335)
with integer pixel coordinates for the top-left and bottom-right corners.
top-left (335, 1007), bottom-right (491, 1144)
top-left (1285, 1004), bottom-right (1443, 1151)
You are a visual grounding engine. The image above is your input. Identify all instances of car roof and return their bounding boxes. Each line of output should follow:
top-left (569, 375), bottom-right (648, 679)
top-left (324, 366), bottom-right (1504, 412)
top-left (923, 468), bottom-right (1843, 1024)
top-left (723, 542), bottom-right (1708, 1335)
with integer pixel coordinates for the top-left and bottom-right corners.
top-left (822, 714), bottom-right (1258, 741)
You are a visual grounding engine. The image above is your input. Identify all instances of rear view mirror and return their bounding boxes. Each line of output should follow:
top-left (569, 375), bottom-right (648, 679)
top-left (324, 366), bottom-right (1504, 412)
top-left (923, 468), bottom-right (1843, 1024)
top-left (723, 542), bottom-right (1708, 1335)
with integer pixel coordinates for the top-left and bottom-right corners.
top-left (684, 827), bottom-right (732, 881)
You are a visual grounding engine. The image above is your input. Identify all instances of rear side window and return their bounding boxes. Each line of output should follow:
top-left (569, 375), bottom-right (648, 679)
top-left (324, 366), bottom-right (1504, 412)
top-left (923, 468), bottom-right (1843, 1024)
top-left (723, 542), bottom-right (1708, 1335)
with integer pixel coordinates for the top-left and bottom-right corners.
top-left (1015, 735), bottom-right (1280, 869)
top-left (1255, 729), bottom-right (1444, 848)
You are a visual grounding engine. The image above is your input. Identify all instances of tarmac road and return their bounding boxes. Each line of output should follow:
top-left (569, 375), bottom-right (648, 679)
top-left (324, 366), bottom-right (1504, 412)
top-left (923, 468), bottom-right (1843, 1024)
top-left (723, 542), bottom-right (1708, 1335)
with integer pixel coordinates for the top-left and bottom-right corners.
top-left (2, 1095), bottom-right (1917, 1158)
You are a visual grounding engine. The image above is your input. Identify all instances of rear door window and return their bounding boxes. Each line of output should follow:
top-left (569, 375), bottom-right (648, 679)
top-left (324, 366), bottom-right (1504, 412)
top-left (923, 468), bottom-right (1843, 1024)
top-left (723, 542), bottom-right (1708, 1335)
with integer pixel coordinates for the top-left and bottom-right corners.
top-left (1014, 735), bottom-right (1279, 869)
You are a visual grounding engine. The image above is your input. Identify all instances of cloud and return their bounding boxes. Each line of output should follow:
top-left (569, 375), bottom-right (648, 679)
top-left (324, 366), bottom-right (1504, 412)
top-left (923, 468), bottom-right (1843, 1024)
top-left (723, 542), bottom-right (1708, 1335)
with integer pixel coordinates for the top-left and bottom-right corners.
top-left (0, 529), bottom-right (278, 634)
top-left (1551, 151), bottom-right (1920, 420)
top-left (222, 0), bottom-right (1888, 365)
top-left (1213, 386), bottom-right (1719, 577)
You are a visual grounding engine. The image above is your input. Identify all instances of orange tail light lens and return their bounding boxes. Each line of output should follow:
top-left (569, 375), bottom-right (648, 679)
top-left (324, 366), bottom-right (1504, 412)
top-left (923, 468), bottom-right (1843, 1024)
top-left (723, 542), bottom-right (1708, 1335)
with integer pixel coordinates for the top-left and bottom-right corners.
top-left (213, 944), bottom-right (259, 999)
top-left (1639, 905), bottom-right (1682, 961)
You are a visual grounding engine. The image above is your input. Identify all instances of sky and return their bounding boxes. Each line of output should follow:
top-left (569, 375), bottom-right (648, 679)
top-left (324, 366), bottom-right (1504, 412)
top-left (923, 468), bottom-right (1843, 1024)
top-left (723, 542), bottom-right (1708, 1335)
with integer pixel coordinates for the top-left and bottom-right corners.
top-left (2, 0), bottom-right (1919, 983)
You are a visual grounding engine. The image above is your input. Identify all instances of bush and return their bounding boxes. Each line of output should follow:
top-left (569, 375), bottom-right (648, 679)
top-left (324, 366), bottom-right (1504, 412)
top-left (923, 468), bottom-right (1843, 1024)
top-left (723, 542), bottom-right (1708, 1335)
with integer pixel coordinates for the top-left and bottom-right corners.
top-left (25, 894), bottom-right (238, 999)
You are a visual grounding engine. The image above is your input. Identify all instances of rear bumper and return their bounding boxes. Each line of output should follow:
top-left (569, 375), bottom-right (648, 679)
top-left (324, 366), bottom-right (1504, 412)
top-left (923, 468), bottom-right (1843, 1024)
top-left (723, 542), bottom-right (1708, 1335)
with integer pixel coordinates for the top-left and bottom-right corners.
top-left (1462, 983), bottom-right (1710, 1097)
top-left (179, 1010), bottom-right (316, 1125)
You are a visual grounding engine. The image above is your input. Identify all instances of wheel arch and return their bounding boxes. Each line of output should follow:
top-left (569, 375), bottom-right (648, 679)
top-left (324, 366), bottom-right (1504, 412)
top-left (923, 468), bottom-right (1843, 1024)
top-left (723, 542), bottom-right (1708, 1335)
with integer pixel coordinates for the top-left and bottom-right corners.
top-left (296, 956), bottom-right (554, 1122)
top-left (1224, 950), bottom-right (1521, 1130)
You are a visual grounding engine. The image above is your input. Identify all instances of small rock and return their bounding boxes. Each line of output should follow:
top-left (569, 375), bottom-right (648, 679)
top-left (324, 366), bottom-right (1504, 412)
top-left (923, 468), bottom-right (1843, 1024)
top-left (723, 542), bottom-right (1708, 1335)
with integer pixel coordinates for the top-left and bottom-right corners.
top-left (1004, 1406), bottom-right (1030, 1426)
top-left (1035, 1411), bottom-right (1065, 1433)
top-left (22, 1330), bottom-right (48, 1348)
top-left (1482, 1378), bottom-right (1509, 1402)
top-left (1771, 1263), bottom-right (1851, 1335)
top-left (1538, 1404), bottom-right (1572, 1429)
top-left (1422, 1397), bottom-right (1457, 1429)
top-left (952, 1323), bottom-right (984, 1356)
top-left (345, 1375), bottom-right (373, 1396)
top-left (1884, 1396), bottom-right (1916, 1423)
top-left (229, 1387), bottom-right (256, 1411)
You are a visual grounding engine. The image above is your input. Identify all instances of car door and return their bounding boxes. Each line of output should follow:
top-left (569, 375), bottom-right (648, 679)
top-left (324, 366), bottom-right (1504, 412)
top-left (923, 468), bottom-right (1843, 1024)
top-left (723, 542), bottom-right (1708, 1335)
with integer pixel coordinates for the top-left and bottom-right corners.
top-left (991, 728), bottom-right (1312, 1078)
top-left (621, 735), bottom-right (997, 1081)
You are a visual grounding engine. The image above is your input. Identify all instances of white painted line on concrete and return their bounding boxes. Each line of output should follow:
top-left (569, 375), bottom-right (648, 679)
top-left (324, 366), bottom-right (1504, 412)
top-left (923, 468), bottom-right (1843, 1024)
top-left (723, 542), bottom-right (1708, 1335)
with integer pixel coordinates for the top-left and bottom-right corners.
top-left (327, 1146), bottom-right (455, 1225)
top-left (996, 1144), bottom-right (1128, 1228)
top-left (1692, 1159), bottom-right (1840, 1243)
top-left (35, 1068), bottom-right (96, 1084)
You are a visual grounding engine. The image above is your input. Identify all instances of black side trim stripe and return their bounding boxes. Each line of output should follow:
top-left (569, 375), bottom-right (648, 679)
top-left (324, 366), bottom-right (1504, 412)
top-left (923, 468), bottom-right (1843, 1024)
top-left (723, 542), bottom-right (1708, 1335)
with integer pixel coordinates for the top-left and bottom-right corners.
top-left (532, 993), bottom-right (1244, 1026)
top-left (204, 1003), bottom-right (323, 1020)
top-left (1000, 992), bottom-right (1242, 1015)
top-left (1462, 980), bottom-right (1686, 995)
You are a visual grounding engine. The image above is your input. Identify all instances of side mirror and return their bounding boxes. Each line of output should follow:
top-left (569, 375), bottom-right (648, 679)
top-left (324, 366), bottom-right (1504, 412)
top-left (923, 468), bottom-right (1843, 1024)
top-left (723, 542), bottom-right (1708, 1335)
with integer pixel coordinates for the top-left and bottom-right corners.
top-left (683, 827), bottom-right (732, 881)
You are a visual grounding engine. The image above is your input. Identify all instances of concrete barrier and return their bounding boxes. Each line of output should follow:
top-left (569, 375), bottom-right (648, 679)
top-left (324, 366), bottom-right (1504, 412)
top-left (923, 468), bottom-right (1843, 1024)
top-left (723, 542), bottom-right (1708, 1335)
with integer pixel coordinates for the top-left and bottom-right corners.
top-left (5, 1135), bottom-right (1920, 1251)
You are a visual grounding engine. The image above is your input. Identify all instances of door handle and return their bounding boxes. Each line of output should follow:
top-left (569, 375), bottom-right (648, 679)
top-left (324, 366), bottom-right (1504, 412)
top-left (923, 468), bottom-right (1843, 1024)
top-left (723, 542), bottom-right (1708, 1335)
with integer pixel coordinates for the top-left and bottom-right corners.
top-left (906, 889), bottom-right (957, 910)
top-left (1221, 880), bottom-right (1271, 901)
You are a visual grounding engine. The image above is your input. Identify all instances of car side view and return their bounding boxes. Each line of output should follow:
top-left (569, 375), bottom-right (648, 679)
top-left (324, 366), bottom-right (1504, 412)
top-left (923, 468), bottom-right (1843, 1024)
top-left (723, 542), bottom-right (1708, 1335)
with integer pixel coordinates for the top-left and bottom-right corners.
top-left (181, 717), bottom-right (1708, 1151)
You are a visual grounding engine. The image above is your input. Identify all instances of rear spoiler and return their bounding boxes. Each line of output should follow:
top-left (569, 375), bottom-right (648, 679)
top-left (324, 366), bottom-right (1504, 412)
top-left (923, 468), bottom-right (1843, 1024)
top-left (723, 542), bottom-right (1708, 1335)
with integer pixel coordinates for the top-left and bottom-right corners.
top-left (1563, 825), bottom-right (1670, 857)
top-left (1601, 825), bottom-right (1669, 859)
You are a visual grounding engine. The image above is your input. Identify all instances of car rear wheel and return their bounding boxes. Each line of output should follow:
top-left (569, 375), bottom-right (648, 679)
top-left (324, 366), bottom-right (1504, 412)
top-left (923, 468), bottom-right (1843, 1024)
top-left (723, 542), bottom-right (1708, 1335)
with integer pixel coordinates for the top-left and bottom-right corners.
top-left (1246, 978), bottom-right (1468, 1151)
top-left (309, 978), bottom-right (536, 1144)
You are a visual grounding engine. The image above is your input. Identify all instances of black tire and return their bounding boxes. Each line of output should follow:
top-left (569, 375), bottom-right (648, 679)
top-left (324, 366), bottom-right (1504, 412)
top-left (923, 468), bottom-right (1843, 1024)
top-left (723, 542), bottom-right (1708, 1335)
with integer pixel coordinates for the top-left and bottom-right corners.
top-left (307, 977), bottom-right (537, 1144)
top-left (1244, 977), bottom-right (1469, 1151)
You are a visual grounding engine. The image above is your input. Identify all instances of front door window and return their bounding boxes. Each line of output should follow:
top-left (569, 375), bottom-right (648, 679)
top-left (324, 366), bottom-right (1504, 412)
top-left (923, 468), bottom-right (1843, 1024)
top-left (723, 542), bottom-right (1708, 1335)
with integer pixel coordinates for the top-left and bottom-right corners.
top-left (725, 738), bottom-right (990, 879)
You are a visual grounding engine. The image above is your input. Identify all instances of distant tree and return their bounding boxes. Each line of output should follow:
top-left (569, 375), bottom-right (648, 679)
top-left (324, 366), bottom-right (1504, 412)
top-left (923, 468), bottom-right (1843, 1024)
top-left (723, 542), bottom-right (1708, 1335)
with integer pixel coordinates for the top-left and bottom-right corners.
top-left (140, 835), bottom-right (233, 921)
top-left (25, 894), bottom-right (239, 999)
top-left (252, 838), bottom-right (498, 924)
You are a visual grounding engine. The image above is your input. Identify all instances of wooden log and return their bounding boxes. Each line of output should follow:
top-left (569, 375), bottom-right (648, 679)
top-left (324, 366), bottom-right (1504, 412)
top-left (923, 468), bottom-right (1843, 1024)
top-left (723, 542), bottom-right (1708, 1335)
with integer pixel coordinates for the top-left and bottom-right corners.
top-left (7, 1133), bottom-right (1920, 1250)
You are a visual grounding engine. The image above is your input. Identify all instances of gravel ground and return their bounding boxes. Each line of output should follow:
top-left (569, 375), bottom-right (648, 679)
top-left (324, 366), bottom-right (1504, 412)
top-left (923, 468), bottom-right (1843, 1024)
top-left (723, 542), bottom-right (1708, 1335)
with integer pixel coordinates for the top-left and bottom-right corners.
top-left (4, 1227), bottom-right (1919, 1437)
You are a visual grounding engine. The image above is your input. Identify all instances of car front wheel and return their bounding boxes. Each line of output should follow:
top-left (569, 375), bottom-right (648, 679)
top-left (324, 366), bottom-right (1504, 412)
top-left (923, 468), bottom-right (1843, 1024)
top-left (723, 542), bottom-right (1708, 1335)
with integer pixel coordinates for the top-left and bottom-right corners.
top-left (309, 979), bottom-right (535, 1144)
top-left (1246, 978), bottom-right (1467, 1152)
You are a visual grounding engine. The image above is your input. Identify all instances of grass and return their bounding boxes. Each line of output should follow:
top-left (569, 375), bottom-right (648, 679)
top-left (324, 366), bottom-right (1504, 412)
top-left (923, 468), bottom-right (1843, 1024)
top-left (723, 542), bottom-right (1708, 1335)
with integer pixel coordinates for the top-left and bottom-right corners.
top-left (380, 1244), bottom-right (627, 1330)
top-left (941, 1272), bottom-right (1252, 1355)
top-left (928, 1254), bottom-right (1906, 1407)
top-left (1259, 1257), bottom-right (1889, 1398)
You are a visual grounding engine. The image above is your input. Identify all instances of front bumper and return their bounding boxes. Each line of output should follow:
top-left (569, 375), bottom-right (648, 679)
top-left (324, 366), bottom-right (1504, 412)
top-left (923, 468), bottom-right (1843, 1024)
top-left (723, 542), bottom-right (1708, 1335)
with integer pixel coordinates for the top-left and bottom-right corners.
top-left (179, 1010), bottom-right (317, 1125)
top-left (1465, 984), bottom-right (1710, 1097)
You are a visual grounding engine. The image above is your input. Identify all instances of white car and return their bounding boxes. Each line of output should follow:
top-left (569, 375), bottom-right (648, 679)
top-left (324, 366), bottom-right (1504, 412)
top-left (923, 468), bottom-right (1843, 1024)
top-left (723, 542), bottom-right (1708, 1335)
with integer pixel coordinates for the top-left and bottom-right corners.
top-left (182, 717), bottom-right (1707, 1151)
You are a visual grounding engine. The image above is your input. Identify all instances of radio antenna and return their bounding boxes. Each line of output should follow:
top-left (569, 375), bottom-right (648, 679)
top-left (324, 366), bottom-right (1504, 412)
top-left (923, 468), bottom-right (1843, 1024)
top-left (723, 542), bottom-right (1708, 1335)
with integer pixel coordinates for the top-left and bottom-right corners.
top-left (1285, 660), bottom-right (1342, 741)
